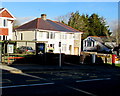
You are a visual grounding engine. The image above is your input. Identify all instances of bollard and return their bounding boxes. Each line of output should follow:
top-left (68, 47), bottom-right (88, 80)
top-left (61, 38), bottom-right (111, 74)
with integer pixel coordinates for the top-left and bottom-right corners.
top-left (112, 54), bottom-right (116, 66)
top-left (91, 54), bottom-right (96, 64)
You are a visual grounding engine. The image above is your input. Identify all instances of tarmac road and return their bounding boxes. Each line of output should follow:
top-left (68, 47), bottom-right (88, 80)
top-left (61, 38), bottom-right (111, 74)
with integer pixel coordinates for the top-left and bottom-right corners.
top-left (1, 64), bottom-right (120, 96)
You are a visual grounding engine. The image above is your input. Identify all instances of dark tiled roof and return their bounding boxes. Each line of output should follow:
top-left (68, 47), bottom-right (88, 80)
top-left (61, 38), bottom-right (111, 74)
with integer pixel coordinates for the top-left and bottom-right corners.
top-left (16, 18), bottom-right (80, 32)
top-left (89, 36), bottom-right (104, 43)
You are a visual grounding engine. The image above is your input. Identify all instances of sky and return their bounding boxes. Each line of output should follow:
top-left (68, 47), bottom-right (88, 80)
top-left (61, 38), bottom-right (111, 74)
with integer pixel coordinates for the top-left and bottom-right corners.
top-left (0, 1), bottom-right (119, 31)
top-left (0, 0), bottom-right (119, 2)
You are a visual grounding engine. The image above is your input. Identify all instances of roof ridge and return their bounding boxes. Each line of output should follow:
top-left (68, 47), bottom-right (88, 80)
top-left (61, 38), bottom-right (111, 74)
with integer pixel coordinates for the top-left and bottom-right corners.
top-left (47, 19), bottom-right (75, 32)
top-left (44, 19), bottom-right (57, 30)
top-left (0, 8), bottom-right (5, 13)
top-left (56, 21), bottom-right (80, 32)
top-left (49, 19), bottom-right (81, 32)
top-left (16, 18), bottom-right (37, 29)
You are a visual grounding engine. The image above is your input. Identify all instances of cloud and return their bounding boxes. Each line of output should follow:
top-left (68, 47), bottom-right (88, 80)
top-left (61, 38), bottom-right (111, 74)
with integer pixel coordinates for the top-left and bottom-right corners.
top-left (1, 0), bottom-right (119, 2)
top-left (107, 19), bottom-right (118, 32)
top-left (14, 17), bottom-right (35, 26)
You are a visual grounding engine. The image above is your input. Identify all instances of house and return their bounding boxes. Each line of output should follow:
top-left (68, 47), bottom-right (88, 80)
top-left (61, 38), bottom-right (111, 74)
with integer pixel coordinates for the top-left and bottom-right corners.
top-left (13, 14), bottom-right (83, 55)
top-left (0, 8), bottom-right (15, 40)
top-left (83, 36), bottom-right (112, 53)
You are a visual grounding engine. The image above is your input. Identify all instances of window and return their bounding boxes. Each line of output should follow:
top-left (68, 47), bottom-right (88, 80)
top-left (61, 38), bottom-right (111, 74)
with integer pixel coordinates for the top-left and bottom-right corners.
top-left (0, 36), bottom-right (1, 40)
top-left (50, 44), bottom-right (54, 48)
top-left (74, 34), bottom-right (79, 40)
top-left (47, 44), bottom-right (54, 52)
top-left (61, 33), bottom-right (67, 39)
top-left (47, 32), bottom-right (49, 39)
top-left (92, 41), bottom-right (95, 47)
top-left (86, 40), bottom-right (95, 47)
top-left (84, 40), bottom-right (87, 47)
top-left (87, 41), bottom-right (92, 47)
top-left (50, 32), bottom-right (55, 39)
top-left (47, 32), bottom-right (55, 39)
top-left (50, 33), bottom-right (53, 39)
top-left (39, 32), bottom-right (43, 38)
top-left (20, 33), bottom-right (23, 40)
top-left (62, 44), bottom-right (67, 51)
top-left (3, 19), bottom-right (7, 27)
top-left (69, 34), bottom-right (73, 39)
top-left (3, 36), bottom-right (6, 40)
top-left (0, 19), bottom-right (2, 26)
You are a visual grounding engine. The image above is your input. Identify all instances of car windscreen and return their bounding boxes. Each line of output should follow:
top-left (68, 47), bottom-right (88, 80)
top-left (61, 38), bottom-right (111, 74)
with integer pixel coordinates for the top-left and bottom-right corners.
top-left (27, 47), bottom-right (33, 50)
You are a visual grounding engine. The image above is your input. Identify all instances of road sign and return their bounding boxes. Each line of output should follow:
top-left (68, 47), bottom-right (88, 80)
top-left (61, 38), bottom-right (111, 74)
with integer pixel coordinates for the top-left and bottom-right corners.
top-left (7, 44), bottom-right (14, 53)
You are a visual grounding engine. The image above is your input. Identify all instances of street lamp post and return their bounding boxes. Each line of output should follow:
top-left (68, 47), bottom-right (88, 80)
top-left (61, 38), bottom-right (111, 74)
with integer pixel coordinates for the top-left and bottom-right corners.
top-left (59, 41), bottom-right (61, 67)
top-left (0, 42), bottom-right (2, 64)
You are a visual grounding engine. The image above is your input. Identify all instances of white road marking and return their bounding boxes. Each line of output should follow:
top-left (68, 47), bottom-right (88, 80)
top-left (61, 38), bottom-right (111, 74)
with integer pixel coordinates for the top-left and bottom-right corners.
top-left (19, 73), bottom-right (47, 81)
top-left (76, 78), bottom-right (111, 83)
top-left (0, 82), bottom-right (54, 89)
top-left (66, 85), bottom-right (97, 96)
top-left (0, 79), bottom-right (11, 84)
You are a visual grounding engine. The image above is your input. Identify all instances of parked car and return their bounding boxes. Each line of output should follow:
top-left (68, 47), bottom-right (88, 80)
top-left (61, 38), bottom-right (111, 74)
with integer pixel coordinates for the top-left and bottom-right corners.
top-left (16, 46), bottom-right (35, 54)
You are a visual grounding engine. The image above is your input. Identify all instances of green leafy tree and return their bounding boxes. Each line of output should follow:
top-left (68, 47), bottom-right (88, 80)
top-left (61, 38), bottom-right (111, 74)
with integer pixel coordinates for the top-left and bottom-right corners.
top-left (88, 14), bottom-right (110, 36)
top-left (68, 11), bottom-right (111, 38)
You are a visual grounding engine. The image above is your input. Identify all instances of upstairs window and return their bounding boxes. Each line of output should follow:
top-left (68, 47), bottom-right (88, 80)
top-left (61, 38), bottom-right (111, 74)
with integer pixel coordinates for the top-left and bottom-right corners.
top-left (47, 32), bottom-right (55, 39)
top-left (61, 33), bottom-right (67, 39)
top-left (87, 41), bottom-right (92, 47)
top-left (3, 19), bottom-right (7, 27)
top-left (20, 33), bottom-right (23, 40)
top-left (85, 40), bottom-right (95, 47)
top-left (0, 19), bottom-right (2, 26)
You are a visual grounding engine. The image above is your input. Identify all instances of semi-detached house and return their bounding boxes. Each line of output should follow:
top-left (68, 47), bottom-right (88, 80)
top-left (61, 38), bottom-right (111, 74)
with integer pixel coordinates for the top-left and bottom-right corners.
top-left (13, 14), bottom-right (83, 55)
top-left (0, 8), bottom-right (15, 40)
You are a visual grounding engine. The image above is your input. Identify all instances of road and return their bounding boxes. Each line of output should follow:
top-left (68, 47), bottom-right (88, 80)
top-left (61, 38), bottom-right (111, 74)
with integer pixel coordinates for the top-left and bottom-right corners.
top-left (1, 64), bottom-right (120, 96)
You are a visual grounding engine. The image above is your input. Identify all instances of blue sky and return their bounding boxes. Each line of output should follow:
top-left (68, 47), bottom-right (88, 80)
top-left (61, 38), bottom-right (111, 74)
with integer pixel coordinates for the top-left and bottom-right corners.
top-left (1, 2), bottom-right (118, 30)
top-left (2, 2), bottom-right (118, 20)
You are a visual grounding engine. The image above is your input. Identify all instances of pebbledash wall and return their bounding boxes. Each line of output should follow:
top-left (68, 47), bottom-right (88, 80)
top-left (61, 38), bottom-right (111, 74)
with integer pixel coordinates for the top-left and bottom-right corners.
top-left (13, 14), bottom-right (83, 55)
top-left (13, 30), bottom-right (82, 55)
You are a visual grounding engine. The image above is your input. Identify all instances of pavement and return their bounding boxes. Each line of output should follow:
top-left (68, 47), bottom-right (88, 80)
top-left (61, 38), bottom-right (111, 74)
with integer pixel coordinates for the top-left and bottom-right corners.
top-left (1, 63), bottom-right (120, 73)
top-left (0, 64), bottom-right (22, 74)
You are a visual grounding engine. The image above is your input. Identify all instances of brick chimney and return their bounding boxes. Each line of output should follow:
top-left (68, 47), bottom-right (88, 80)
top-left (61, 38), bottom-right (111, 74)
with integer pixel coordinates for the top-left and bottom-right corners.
top-left (41, 14), bottom-right (47, 20)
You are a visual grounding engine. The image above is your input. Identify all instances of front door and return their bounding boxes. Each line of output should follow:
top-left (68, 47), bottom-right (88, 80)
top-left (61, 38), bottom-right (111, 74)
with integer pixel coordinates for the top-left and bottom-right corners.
top-left (74, 47), bottom-right (79, 55)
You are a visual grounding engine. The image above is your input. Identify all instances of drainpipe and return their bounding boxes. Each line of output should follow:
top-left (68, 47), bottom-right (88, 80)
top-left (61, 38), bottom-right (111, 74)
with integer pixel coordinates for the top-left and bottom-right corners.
top-left (35, 29), bottom-right (38, 41)
top-left (79, 33), bottom-right (82, 56)
top-left (14, 30), bottom-right (17, 40)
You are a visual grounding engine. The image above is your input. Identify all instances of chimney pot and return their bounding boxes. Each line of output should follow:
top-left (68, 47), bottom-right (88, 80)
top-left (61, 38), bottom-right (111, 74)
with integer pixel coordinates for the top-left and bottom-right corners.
top-left (41, 14), bottom-right (47, 20)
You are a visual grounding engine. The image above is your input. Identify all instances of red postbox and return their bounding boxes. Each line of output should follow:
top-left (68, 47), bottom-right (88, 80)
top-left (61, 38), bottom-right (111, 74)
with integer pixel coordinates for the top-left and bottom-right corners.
top-left (112, 54), bottom-right (116, 65)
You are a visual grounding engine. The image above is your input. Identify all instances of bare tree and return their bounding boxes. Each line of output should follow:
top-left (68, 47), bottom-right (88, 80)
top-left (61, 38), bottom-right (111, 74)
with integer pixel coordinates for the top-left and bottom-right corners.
top-left (54, 12), bottom-right (72, 24)
top-left (111, 20), bottom-right (120, 46)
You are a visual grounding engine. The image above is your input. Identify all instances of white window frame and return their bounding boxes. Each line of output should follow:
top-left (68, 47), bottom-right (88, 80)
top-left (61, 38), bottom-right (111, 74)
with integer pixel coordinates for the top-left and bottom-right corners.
top-left (3, 19), bottom-right (8, 27)
top-left (62, 44), bottom-right (67, 52)
top-left (0, 18), bottom-right (2, 27)
top-left (47, 32), bottom-right (55, 39)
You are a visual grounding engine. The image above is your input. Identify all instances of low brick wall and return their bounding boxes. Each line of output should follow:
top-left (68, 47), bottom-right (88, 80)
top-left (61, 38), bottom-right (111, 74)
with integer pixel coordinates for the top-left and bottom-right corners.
top-left (80, 52), bottom-right (112, 64)
top-left (64, 55), bottom-right (80, 64)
